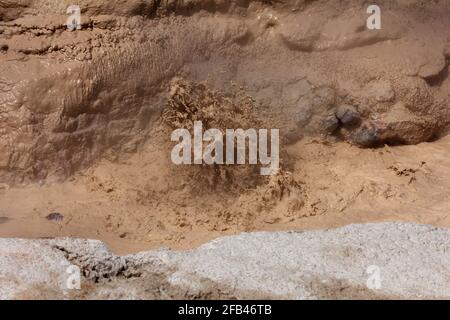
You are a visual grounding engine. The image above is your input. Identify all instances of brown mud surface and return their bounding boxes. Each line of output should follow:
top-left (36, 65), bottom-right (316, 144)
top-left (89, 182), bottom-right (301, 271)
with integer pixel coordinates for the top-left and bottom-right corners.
top-left (1, 0), bottom-right (450, 254)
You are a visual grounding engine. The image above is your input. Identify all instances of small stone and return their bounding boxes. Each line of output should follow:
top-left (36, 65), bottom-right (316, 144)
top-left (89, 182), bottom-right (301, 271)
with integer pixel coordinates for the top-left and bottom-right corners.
top-left (46, 212), bottom-right (64, 222)
top-left (323, 113), bottom-right (340, 133)
top-left (351, 125), bottom-right (379, 147)
top-left (335, 104), bottom-right (361, 127)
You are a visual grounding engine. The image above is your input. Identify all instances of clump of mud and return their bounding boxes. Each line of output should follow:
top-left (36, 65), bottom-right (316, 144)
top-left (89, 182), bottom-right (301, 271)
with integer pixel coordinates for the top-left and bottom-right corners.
top-left (159, 78), bottom-right (306, 221)
top-left (162, 78), bottom-right (275, 192)
top-left (163, 77), bottom-right (262, 131)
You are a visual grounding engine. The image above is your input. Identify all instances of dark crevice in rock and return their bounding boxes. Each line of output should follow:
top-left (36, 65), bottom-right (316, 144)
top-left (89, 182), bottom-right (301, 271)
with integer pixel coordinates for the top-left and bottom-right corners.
top-left (52, 245), bottom-right (143, 283)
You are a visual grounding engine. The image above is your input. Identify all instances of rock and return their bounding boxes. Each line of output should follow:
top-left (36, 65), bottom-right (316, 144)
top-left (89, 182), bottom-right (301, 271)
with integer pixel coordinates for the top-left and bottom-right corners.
top-left (351, 124), bottom-right (379, 147)
top-left (277, 14), bottom-right (322, 52)
top-left (46, 212), bottom-right (64, 222)
top-left (335, 104), bottom-right (361, 127)
top-left (418, 54), bottom-right (447, 80)
top-left (376, 102), bottom-right (435, 145)
top-left (1, 222), bottom-right (449, 299)
top-left (351, 102), bottom-right (436, 147)
top-left (323, 113), bottom-right (340, 133)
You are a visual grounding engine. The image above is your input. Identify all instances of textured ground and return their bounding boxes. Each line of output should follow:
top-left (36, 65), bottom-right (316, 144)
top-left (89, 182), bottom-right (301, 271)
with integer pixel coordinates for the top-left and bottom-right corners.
top-left (1, 223), bottom-right (449, 300)
top-left (1, 0), bottom-right (450, 300)
top-left (0, 0), bottom-right (450, 253)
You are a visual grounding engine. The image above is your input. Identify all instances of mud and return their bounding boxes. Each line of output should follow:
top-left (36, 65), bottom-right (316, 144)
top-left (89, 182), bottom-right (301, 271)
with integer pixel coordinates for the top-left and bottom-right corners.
top-left (1, 0), bottom-right (450, 254)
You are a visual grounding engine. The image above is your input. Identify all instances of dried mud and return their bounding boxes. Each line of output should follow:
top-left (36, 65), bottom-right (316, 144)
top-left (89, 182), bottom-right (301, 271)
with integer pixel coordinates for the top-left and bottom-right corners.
top-left (1, 0), bottom-right (450, 254)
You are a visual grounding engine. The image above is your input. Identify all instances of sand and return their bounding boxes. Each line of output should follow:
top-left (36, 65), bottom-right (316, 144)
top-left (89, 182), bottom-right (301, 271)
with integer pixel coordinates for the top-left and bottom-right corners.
top-left (1, 133), bottom-right (450, 254)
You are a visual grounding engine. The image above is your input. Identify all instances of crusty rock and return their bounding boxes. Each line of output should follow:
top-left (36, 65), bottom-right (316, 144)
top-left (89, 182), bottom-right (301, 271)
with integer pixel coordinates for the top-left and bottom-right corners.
top-left (366, 102), bottom-right (436, 146)
top-left (1, 222), bottom-right (449, 299)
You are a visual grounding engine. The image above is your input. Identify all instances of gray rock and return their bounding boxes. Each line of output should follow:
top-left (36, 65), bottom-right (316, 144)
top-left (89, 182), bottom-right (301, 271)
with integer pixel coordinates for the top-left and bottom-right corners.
top-left (351, 125), bottom-right (379, 147)
top-left (46, 213), bottom-right (64, 222)
top-left (323, 114), bottom-right (340, 133)
top-left (1, 223), bottom-right (450, 299)
top-left (336, 104), bottom-right (361, 127)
